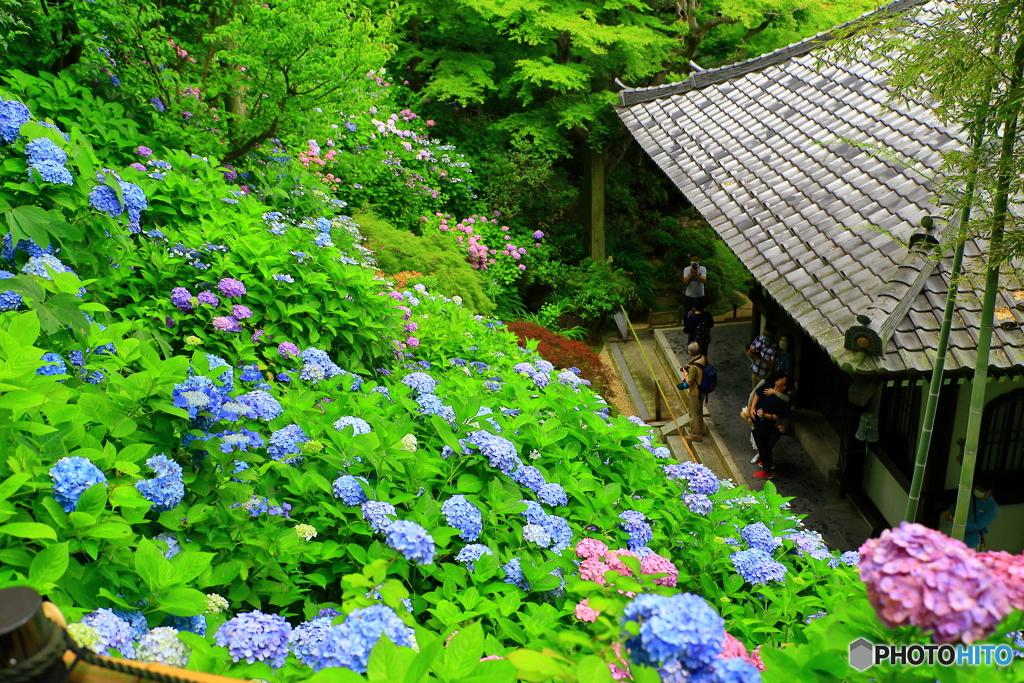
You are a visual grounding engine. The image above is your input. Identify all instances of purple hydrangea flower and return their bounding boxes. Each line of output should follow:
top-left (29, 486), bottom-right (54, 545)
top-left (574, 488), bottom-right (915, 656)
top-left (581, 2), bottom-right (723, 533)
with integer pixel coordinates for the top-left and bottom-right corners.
top-left (214, 610), bottom-right (292, 668)
top-left (170, 287), bottom-right (194, 311)
top-left (137, 146), bottom-right (153, 157)
top-left (213, 316), bottom-right (242, 332)
top-left (197, 290), bottom-right (219, 307)
top-left (278, 341), bottom-right (300, 357)
top-left (231, 304), bottom-right (252, 319)
top-left (217, 278), bottom-right (246, 297)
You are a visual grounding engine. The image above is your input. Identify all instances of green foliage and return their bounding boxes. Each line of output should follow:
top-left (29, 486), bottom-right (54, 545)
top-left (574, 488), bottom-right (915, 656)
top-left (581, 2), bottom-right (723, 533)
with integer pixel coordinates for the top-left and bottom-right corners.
top-left (356, 211), bottom-right (495, 315)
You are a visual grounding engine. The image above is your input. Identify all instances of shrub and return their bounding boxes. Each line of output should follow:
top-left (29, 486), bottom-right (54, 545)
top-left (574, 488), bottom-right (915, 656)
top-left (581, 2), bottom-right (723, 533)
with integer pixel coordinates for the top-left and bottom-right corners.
top-left (506, 320), bottom-right (617, 401)
top-left (357, 210), bottom-right (495, 315)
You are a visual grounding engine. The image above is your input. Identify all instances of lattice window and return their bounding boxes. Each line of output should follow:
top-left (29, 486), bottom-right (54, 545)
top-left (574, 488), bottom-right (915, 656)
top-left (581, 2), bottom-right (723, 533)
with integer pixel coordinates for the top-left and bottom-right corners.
top-left (878, 379), bottom-right (921, 470)
top-left (979, 389), bottom-right (1024, 474)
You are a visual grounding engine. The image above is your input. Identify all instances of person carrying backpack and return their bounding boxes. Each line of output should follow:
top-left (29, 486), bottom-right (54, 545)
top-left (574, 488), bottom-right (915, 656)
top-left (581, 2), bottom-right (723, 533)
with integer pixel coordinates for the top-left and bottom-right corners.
top-left (681, 342), bottom-right (712, 443)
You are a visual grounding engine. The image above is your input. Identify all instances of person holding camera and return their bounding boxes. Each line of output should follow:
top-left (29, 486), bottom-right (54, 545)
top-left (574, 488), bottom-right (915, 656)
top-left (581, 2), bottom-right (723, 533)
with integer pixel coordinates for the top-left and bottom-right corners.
top-left (682, 254), bottom-right (707, 317)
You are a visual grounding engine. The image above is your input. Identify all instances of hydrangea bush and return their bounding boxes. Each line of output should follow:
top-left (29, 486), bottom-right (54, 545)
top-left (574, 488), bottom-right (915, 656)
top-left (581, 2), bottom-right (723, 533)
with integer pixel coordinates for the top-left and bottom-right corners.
top-left (0, 78), bottom-right (1020, 683)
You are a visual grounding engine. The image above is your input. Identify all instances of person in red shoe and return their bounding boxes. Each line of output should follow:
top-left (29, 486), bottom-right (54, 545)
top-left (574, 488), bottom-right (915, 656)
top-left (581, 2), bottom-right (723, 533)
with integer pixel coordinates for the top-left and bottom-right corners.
top-left (748, 373), bottom-right (790, 479)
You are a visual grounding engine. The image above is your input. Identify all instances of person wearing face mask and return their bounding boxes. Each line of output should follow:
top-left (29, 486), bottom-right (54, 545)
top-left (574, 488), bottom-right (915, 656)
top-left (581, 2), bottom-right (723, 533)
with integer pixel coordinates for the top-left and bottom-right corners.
top-left (944, 476), bottom-right (997, 550)
top-left (746, 324), bottom-right (779, 390)
top-left (776, 333), bottom-right (796, 380)
top-left (682, 254), bottom-right (707, 317)
top-left (683, 298), bottom-right (715, 357)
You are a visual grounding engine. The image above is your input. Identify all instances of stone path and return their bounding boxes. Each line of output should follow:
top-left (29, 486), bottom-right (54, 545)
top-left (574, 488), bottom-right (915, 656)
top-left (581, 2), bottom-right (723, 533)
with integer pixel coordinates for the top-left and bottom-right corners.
top-left (667, 323), bottom-right (872, 553)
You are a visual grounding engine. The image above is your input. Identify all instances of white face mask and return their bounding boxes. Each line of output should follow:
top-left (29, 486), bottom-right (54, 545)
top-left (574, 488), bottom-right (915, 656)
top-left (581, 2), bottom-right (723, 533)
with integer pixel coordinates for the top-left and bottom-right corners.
top-left (973, 489), bottom-right (987, 499)
top-left (779, 340), bottom-right (789, 350)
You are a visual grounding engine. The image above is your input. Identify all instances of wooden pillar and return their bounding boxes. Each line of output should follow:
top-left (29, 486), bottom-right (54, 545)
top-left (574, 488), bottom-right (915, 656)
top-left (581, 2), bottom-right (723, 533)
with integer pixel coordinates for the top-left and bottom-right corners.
top-left (584, 147), bottom-right (606, 263)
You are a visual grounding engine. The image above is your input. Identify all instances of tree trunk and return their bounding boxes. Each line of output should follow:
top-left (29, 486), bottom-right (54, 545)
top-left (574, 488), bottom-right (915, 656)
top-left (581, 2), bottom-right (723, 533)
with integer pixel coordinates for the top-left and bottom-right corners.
top-left (583, 146), bottom-right (606, 262)
top-left (952, 29), bottom-right (1024, 541)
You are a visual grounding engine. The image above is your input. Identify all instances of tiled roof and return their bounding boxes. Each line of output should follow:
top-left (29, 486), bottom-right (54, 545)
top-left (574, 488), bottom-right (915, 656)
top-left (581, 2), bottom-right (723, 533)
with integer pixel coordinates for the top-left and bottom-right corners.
top-left (616, 0), bottom-right (1024, 375)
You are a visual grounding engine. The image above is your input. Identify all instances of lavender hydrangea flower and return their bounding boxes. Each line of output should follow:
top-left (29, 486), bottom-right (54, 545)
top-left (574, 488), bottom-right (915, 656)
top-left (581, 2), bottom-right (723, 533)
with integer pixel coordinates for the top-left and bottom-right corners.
top-left (663, 462), bottom-right (719, 495)
top-left (136, 627), bottom-right (190, 667)
top-left (683, 493), bottom-right (713, 516)
top-left (621, 593), bottom-right (724, 670)
top-left (307, 605), bottom-right (416, 674)
top-left (214, 278), bottom-right (246, 298)
top-left (455, 544), bottom-right (493, 571)
top-left (288, 616), bottom-right (334, 667)
top-left (214, 610), bottom-right (292, 668)
top-left (334, 416), bottom-right (372, 435)
top-left (384, 520), bottom-right (435, 564)
top-left (212, 316), bottom-right (242, 332)
top-left (170, 287), bottom-right (194, 311)
top-left (441, 495), bottom-right (482, 541)
top-left (537, 482), bottom-right (567, 506)
top-left (81, 609), bottom-right (136, 658)
top-left (278, 341), bottom-right (300, 357)
top-left (730, 548), bottom-right (788, 586)
top-left (196, 290), bottom-right (219, 307)
top-left (135, 454), bottom-right (184, 511)
top-left (510, 464), bottom-right (545, 491)
top-left (740, 523), bottom-right (780, 554)
top-left (268, 424), bottom-right (309, 464)
top-left (49, 456), bottom-right (107, 512)
top-left (333, 475), bottom-right (369, 505)
top-left (361, 500), bottom-right (396, 533)
top-left (859, 522), bottom-right (1009, 644)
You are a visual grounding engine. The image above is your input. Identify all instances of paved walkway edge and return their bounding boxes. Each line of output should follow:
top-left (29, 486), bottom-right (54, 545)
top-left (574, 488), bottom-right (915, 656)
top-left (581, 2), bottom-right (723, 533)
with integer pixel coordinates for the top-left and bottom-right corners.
top-left (653, 328), bottom-right (747, 484)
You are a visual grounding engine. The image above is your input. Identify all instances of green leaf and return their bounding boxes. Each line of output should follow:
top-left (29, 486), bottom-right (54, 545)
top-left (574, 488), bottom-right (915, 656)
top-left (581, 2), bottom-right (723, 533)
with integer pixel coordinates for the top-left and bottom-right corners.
top-left (0, 472), bottom-right (31, 501)
top-left (577, 655), bottom-right (614, 683)
top-left (443, 621), bottom-right (484, 680)
top-left (75, 482), bottom-right (107, 517)
top-left (367, 634), bottom-right (410, 682)
top-left (29, 542), bottom-right (69, 586)
top-left (168, 551), bottom-right (214, 586)
top-left (404, 636), bottom-right (442, 683)
top-left (88, 522), bottom-right (132, 539)
top-left (306, 669), bottom-right (367, 683)
top-left (0, 522), bottom-right (57, 540)
top-left (135, 537), bottom-right (169, 591)
top-left (157, 586), bottom-right (209, 616)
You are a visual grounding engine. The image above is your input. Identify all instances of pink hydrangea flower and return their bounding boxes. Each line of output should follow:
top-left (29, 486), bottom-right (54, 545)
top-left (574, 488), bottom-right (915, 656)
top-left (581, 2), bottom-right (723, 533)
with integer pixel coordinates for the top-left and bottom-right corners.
top-left (232, 305), bottom-right (253, 319)
top-left (975, 551), bottom-right (1024, 611)
top-left (574, 599), bottom-right (599, 623)
top-left (579, 556), bottom-right (609, 585)
top-left (719, 633), bottom-right (748, 660)
top-left (479, 655), bottom-right (504, 662)
top-left (609, 643), bottom-right (632, 680)
top-left (405, 336), bottom-right (419, 348)
top-left (639, 553), bottom-right (678, 587)
top-left (859, 522), bottom-right (1010, 644)
top-left (748, 645), bottom-right (766, 672)
top-left (575, 538), bottom-right (608, 559)
top-left (212, 316), bottom-right (241, 332)
top-left (604, 549), bottom-right (637, 577)
top-left (404, 322), bottom-right (418, 333)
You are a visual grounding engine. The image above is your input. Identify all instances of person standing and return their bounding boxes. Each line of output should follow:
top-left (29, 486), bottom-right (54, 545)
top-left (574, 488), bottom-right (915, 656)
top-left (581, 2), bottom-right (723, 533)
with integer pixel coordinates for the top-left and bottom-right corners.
top-left (683, 298), bottom-right (715, 357)
top-left (748, 373), bottom-right (790, 479)
top-left (746, 324), bottom-right (780, 389)
top-left (944, 477), bottom-right (998, 550)
top-left (682, 254), bottom-right (707, 317)
top-left (682, 342), bottom-right (707, 443)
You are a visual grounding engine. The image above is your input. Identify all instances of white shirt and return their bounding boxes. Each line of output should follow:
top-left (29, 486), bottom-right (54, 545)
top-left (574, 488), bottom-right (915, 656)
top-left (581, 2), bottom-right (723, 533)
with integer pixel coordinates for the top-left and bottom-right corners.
top-left (683, 265), bottom-right (706, 298)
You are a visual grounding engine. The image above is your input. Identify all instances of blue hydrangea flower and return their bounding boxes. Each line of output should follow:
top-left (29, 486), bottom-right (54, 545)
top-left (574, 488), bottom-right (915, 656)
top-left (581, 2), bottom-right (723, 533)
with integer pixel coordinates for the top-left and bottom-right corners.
top-left (214, 429), bottom-right (264, 454)
top-left (111, 609), bottom-right (148, 641)
top-left (26, 137), bottom-right (67, 165)
top-left (535, 359), bottom-right (554, 374)
top-left (136, 454), bottom-right (184, 512)
top-left (663, 462), bottom-right (720, 495)
top-left (236, 390), bottom-right (283, 421)
top-left (154, 533), bottom-right (181, 559)
top-left (288, 616), bottom-right (333, 667)
top-left (333, 475), bottom-right (369, 505)
top-left (415, 393), bottom-right (456, 424)
top-left (203, 354), bottom-right (235, 391)
top-left (838, 550), bottom-right (860, 566)
top-left (172, 375), bottom-right (226, 419)
top-left (361, 500), bottom-right (396, 533)
top-left (730, 548), bottom-right (788, 586)
top-left (22, 254), bottom-right (76, 283)
top-left (519, 500), bottom-right (547, 525)
top-left (620, 510), bottom-right (653, 550)
top-left (530, 372), bottom-right (549, 389)
top-left (785, 531), bottom-right (831, 561)
top-left (537, 482), bottom-right (567, 506)
top-left (238, 364), bottom-right (262, 382)
top-left (652, 446), bottom-right (671, 459)
top-left (511, 464), bottom-right (545, 491)
top-left (49, 456), bottom-right (107, 512)
top-left (298, 347), bottom-right (342, 382)
top-left (88, 184), bottom-right (124, 218)
top-left (136, 627), bottom-right (190, 667)
top-left (401, 371), bottom-right (438, 395)
top-left (710, 657), bottom-right (761, 683)
top-left (30, 159), bottom-right (74, 185)
top-left (214, 610), bottom-right (292, 669)
top-left (740, 522), bottom-right (780, 554)
top-left (502, 557), bottom-right (530, 591)
top-left (557, 370), bottom-right (589, 388)
top-left (512, 362), bottom-right (535, 375)
top-left (455, 544), bottom-right (492, 571)
top-left (0, 99), bottom-right (30, 143)
top-left (370, 385), bottom-right (391, 402)
top-left (81, 608), bottom-right (136, 658)
top-left (466, 430), bottom-right (521, 475)
top-left (683, 493), bottom-right (714, 515)
top-left (622, 593), bottom-right (724, 670)
top-left (384, 520), bottom-right (435, 565)
top-left (334, 416), bottom-right (371, 435)
top-left (233, 495), bottom-right (270, 517)
top-left (165, 614), bottom-right (206, 636)
top-left (37, 352), bottom-right (67, 377)
top-left (523, 523), bottom-right (552, 547)
top-left (308, 605), bottom-right (416, 674)
top-left (441, 495), bottom-right (482, 541)
top-left (0, 270), bottom-right (22, 311)
top-left (267, 424), bottom-right (309, 464)
top-left (543, 514), bottom-right (573, 552)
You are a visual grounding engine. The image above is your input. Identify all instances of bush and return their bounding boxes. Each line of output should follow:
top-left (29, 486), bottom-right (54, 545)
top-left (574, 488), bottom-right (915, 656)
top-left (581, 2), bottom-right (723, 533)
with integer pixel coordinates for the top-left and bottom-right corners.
top-left (356, 210), bottom-right (495, 315)
top-left (506, 321), bottom-right (617, 402)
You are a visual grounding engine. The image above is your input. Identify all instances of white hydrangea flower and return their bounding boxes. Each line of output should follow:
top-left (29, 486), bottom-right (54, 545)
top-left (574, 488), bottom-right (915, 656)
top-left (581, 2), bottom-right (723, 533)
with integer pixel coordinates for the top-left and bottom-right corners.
top-left (67, 623), bottom-right (103, 653)
top-left (295, 524), bottom-right (318, 541)
top-left (205, 593), bottom-right (229, 614)
top-left (400, 434), bottom-right (418, 452)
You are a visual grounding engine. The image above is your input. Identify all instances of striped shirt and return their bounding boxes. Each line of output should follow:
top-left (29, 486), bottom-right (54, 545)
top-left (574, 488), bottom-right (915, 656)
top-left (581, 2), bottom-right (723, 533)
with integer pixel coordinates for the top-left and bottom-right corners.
top-left (748, 336), bottom-right (780, 378)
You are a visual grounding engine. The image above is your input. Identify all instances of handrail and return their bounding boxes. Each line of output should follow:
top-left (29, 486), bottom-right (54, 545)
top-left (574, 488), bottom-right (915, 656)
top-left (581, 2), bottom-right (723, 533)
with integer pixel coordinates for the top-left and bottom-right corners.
top-left (618, 306), bottom-right (697, 463)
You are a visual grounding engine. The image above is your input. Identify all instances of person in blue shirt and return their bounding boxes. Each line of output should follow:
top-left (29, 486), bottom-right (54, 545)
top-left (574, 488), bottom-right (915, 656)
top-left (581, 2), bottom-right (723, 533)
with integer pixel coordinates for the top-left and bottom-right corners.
top-left (944, 476), bottom-right (997, 549)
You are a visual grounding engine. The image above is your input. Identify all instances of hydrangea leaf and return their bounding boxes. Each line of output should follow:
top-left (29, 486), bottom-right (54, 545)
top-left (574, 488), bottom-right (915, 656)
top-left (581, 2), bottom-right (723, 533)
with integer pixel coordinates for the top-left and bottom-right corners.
top-left (28, 540), bottom-right (68, 587)
top-left (0, 521), bottom-right (57, 540)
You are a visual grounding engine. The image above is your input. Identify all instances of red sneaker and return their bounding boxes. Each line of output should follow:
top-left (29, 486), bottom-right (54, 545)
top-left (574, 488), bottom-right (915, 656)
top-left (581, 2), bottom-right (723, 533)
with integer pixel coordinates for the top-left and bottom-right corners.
top-left (753, 470), bottom-right (774, 479)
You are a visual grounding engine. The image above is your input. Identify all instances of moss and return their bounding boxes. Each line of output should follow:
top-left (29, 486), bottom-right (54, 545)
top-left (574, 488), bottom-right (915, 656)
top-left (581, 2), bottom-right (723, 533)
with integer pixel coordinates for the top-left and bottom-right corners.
top-left (356, 210), bottom-right (495, 315)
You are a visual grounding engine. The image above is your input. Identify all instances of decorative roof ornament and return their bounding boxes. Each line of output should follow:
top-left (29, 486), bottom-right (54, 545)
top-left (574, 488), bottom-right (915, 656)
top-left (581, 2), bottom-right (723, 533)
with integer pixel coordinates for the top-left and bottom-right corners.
top-left (845, 314), bottom-right (884, 355)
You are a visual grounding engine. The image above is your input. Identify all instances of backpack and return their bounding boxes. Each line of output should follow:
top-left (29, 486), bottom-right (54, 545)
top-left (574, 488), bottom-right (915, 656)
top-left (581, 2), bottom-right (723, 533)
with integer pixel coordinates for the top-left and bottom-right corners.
top-left (695, 360), bottom-right (717, 396)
